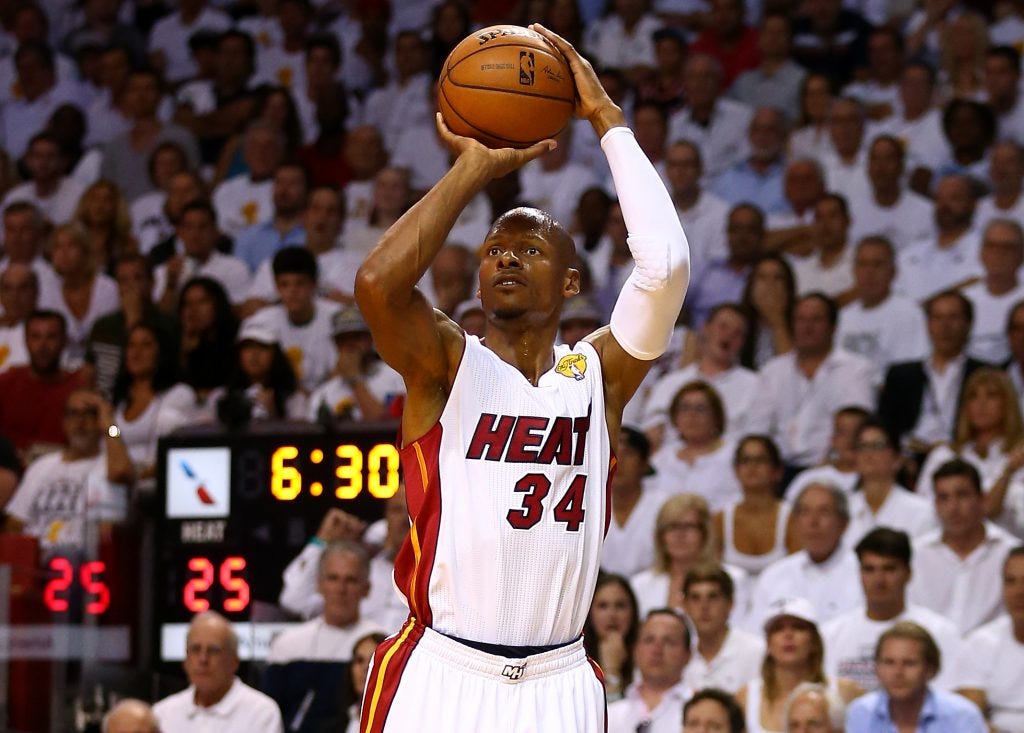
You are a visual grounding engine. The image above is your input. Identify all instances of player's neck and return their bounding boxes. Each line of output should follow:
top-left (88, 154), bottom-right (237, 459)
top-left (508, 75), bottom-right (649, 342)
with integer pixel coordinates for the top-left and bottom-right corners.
top-left (483, 325), bottom-right (558, 385)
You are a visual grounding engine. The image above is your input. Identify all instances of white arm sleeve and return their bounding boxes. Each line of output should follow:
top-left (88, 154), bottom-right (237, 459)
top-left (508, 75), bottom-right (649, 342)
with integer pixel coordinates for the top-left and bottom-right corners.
top-left (602, 126), bottom-right (690, 360)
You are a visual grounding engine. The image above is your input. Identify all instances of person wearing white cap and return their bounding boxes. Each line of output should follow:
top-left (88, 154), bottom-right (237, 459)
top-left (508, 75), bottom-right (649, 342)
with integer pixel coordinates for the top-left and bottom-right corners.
top-left (736, 597), bottom-right (862, 733)
top-left (215, 315), bottom-right (306, 421)
top-left (305, 306), bottom-right (405, 423)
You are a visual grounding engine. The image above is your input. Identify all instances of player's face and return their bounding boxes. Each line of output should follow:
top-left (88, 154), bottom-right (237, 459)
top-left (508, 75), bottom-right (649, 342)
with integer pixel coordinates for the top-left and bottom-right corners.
top-left (1004, 555), bottom-right (1024, 621)
top-left (876, 637), bottom-right (933, 702)
top-left (766, 617), bottom-right (816, 668)
top-left (786, 695), bottom-right (831, 733)
top-left (854, 426), bottom-right (897, 481)
top-left (318, 552), bottom-right (369, 626)
top-left (684, 698), bottom-right (732, 732)
top-left (859, 551), bottom-right (910, 607)
top-left (589, 582), bottom-right (634, 637)
top-left (478, 215), bottom-right (576, 322)
top-left (683, 581), bottom-right (732, 635)
top-left (933, 475), bottom-right (984, 538)
top-left (183, 620), bottom-right (239, 698)
top-left (662, 509), bottom-right (706, 563)
top-left (633, 614), bottom-right (690, 685)
top-left (794, 486), bottom-right (845, 560)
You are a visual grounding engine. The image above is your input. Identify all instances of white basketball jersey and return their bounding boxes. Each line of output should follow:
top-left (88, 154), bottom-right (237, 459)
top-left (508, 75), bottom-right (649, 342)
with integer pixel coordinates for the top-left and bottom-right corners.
top-left (394, 336), bottom-right (613, 647)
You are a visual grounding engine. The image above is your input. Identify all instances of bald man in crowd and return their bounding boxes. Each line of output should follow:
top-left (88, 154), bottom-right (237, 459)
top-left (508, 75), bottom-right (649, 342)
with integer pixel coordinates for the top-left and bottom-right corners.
top-left (103, 699), bottom-right (160, 733)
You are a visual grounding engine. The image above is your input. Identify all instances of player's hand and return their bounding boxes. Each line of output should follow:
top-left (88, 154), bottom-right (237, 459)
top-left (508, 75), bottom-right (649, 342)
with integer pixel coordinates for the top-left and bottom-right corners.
top-left (316, 507), bottom-right (367, 542)
top-left (434, 113), bottom-right (553, 179)
top-left (529, 23), bottom-right (626, 136)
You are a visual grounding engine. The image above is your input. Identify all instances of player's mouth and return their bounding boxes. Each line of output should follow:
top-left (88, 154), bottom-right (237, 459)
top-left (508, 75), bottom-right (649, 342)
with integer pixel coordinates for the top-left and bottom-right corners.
top-left (493, 275), bottom-right (526, 288)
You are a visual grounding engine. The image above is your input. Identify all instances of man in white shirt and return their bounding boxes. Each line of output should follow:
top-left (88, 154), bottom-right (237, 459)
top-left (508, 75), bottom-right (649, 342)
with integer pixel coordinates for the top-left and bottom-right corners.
top-left (984, 46), bottom-right (1024, 147)
top-left (750, 483), bottom-right (863, 628)
top-left (212, 121), bottom-right (283, 237)
top-left (747, 293), bottom-right (875, 469)
top-left (823, 528), bottom-right (962, 691)
top-left (251, 247), bottom-right (339, 393)
top-left (232, 162), bottom-right (309, 273)
top-left (642, 303), bottom-right (757, 446)
top-left (790, 193), bottom-right (856, 299)
top-left (0, 202), bottom-right (60, 297)
top-left (844, 27), bottom-right (903, 119)
top-left (583, 3), bottom-right (662, 83)
top-left (153, 611), bottom-right (284, 733)
top-left (607, 609), bottom-right (693, 733)
top-left (820, 97), bottom-right (870, 205)
top-left (895, 175), bottom-right (983, 303)
top-left (835, 236), bottom-right (929, 386)
top-left (711, 106), bottom-right (789, 216)
top-left (0, 264), bottom-right (36, 371)
top-left (153, 201), bottom-right (251, 309)
top-left (265, 541), bottom-right (385, 731)
top-left (963, 219), bottom-right (1024, 364)
top-left (977, 141), bottom-right (1024, 232)
top-left (147, 0), bottom-right (232, 84)
top-left (668, 54), bottom-right (753, 180)
top-left (519, 124), bottom-right (600, 229)
top-left (362, 31), bottom-right (432, 153)
top-left (873, 62), bottom-right (947, 177)
top-left (908, 459), bottom-right (1019, 634)
top-left (0, 132), bottom-right (84, 227)
top-left (664, 141), bottom-right (730, 280)
top-left (847, 134), bottom-right (933, 251)
top-left (682, 565), bottom-right (764, 694)
top-left (955, 547), bottom-right (1024, 733)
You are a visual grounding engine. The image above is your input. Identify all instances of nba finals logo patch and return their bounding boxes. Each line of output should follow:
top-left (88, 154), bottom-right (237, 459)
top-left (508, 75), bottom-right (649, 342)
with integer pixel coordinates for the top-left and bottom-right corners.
top-left (519, 51), bottom-right (535, 86)
top-left (555, 353), bottom-right (587, 381)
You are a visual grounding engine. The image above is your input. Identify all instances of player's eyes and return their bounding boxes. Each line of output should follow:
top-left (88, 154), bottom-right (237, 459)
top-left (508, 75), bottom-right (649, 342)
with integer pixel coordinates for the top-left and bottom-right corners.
top-left (487, 246), bottom-right (502, 256)
top-left (526, 247), bottom-right (539, 255)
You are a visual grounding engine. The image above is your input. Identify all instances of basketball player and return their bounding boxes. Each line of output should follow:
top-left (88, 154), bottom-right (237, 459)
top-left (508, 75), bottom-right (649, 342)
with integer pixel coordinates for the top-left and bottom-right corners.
top-left (354, 24), bottom-right (690, 731)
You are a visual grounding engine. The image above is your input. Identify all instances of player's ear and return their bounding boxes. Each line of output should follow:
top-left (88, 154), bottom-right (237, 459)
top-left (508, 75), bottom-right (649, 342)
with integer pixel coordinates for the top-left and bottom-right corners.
top-left (563, 268), bottom-right (580, 296)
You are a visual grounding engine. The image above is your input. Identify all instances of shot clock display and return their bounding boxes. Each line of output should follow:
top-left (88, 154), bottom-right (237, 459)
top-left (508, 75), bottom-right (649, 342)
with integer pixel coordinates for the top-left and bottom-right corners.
top-left (154, 421), bottom-right (400, 662)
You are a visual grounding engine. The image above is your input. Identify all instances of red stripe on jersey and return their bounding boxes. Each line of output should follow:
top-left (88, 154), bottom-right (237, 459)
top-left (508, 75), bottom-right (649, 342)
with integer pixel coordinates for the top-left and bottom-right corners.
top-left (586, 655), bottom-right (609, 733)
top-left (604, 454), bottom-right (617, 537)
top-left (360, 618), bottom-right (425, 732)
top-left (393, 423), bottom-right (444, 627)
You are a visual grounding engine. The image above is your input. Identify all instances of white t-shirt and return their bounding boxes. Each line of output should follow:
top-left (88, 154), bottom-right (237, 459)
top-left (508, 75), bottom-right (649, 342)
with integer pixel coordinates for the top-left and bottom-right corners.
top-left (649, 439), bottom-right (743, 512)
top-left (266, 616), bottom-right (386, 663)
top-left (963, 280), bottom-right (1024, 364)
top-left (895, 229), bottom-right (983, 303)
top-left (631, 565), bottom-right (751, 629)
top-left (872, 109), bottom-right (948, 172)
top-left (683, 627), bottom-right (765, 695)
top-left (250, 300), bottom-right (341, 392)
top-left (0, 177), bottom-right (86, 227)
top-left (6, 450), bottom-right (126, 551)
top-left (391, 122), bottom-right (450, 192)
top-left (677, 192), bottom-right (730, 281)
top-left (583, 13), bottom-right (662, 73)
top-left (915, 442), bottom-right (1014, 502)
top-left (606, 680), bottom-right (693, 733)
top-left (954, 615), bottom-right (1024, 733)
top-left (846, 188), bottom-right (934, 252)
top-left (822, 603), bottom-right (962, 691)
top-left (305, 362), bottom-right (405, 421)
top-left (668, 98), bottom-right (753, 180)
top-left (212, 175), bottom-right (274, 238)
top-left (641, 363), bottom-right (759, 442)
top-left (39, 274), bottom-right (120, 369)
top-left (836, 295), bottom-right (929, 386)
top-left (148, 8), bottom-right (233, 83)
top-left (790, 245), bottom-right (856, 298)
top-left (518, 160), bottom-right (600, 231)
top-left (907, 523), bottom-right (1019, 634)
top-left (820, 148), bottom-right (870, 207)
top-left (130, 190), bottom-right (171, 255)
top-left (747, 549), bottom-right (864, 631)
top-left (153, 677), bottom-right (284, 733)
top-left (974, 194), bottom-right (1024, 233)
top-left (115, 384), bottom-right (195, 474)
top-left (153, 252), bottom-right (252, 306)
top-left (842, 486), bottom-right (939, 550)
top-left (0, 322), bottom-right (28, 371)
top-left (600, 483), bottom-right (669, 578)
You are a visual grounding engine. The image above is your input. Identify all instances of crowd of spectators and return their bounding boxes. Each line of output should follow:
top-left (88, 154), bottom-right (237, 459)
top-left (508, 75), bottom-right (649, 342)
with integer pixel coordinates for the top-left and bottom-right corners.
top-left (1, 0), bottom-right (1024, 730)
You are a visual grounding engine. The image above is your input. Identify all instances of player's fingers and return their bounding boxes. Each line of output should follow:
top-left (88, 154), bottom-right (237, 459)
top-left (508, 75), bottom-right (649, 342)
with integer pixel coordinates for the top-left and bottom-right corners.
top-left (518, 138), bottom-right (557, 163)
top-left (530, 23), bottom-right (574, 56)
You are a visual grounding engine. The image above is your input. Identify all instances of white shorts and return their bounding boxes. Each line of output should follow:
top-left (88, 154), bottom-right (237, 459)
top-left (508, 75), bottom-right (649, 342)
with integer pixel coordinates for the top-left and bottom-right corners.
top-left (359, 619), bottom-right (606, 732)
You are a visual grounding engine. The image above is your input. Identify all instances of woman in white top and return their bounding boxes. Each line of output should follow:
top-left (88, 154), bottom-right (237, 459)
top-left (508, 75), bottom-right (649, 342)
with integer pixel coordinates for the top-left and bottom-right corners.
top-left (582, 574), bottom-right (641, 702)
top-left (649, 381), bottom-right (741, 511)
top-left (112, 321), bottom-right (194, 491)
top-left (917, 368), bottom-right (1024, 536)
top-left (736, 599), bottom-right (861, 733)
top-left (631, 493), bottom-right (749, 623)
top-left (844, 420), bottom-right (937, 549)
top-left (215, 318), bottom-right (307, 422)
top-left (740, 254), bottom-right (796, 370)
top-left (714, 435), bottom-right (797, 577)
top-left (788, 74), bottom-right (835, 165)
top-left (41, 223), bottom-right (119, 368)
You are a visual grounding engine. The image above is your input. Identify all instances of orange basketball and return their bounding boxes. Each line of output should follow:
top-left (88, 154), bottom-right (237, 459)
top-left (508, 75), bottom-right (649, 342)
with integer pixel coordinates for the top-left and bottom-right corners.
top-left (438, 25), bottom-right (576, 149)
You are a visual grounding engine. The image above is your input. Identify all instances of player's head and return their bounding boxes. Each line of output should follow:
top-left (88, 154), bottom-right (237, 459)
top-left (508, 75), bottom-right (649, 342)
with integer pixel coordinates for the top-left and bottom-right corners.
top-left (477, 206), bottom-right (579, 324)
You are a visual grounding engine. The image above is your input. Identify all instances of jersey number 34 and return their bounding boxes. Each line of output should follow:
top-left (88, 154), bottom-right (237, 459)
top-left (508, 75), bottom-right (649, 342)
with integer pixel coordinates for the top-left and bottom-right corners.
top-left (506, 473), bottom-right (587, 531)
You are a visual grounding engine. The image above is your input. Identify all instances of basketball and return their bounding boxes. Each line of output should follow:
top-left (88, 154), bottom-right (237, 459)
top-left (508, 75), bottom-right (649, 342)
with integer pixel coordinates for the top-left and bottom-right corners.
top-left (438, 25), bottom-right (576, 149)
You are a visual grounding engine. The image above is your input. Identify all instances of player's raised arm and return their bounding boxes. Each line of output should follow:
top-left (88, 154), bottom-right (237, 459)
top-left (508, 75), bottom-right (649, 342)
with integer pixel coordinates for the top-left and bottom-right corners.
top-left (353, 119), bottom-right (553, 402)
top-left (533, 24), bottom-right (691, 418)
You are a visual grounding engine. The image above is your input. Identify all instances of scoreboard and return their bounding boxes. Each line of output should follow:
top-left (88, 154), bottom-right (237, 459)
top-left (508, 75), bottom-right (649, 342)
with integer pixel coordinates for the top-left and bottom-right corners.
top-left (153, 421), bottom-right (400, 662)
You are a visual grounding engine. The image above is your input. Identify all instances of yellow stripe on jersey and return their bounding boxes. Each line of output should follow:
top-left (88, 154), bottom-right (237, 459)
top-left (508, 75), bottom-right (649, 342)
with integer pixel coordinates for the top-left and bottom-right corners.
top-left (408, 442), bottom-right (429, 614)
top-left (365, 618), bottom-right (416, 732)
